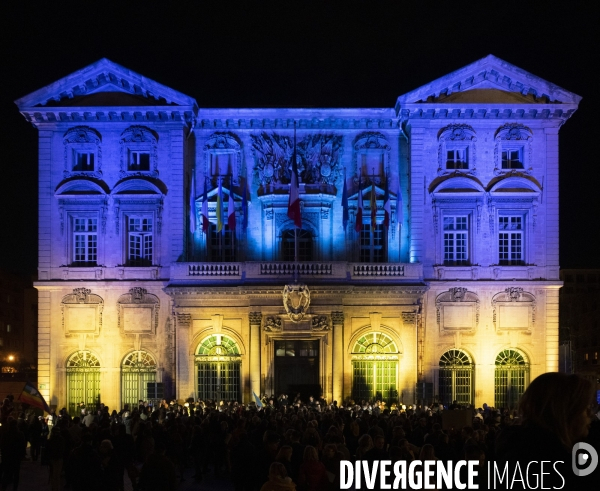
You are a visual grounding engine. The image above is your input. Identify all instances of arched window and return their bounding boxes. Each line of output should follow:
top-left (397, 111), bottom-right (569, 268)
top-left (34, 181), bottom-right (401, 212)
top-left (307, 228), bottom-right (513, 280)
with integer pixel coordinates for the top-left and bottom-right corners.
top-left (351, 333), bottom-right (398, 403)
top-left (282, 229), bottom-right (313, 261)
top-left (66, 350), bottom-right (101, 416)
top-left (438, 349), bottom-right (473, 406)
top-left (195, 335), bottom-right (241, 402)
top-left (494, 349), bottom-right (530, 409)
top-left (121, 351), bottom-right (157, 408)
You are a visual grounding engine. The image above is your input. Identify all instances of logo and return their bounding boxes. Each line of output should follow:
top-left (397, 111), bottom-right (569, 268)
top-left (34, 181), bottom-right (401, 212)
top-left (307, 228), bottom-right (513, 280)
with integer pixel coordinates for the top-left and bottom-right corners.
top-left (572, 442), bottom-right (598, 477)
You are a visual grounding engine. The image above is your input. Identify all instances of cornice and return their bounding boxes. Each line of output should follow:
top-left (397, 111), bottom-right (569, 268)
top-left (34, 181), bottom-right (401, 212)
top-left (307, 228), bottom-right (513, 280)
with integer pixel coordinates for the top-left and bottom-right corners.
top-left (399, 104), bottom-right (578, 122)
top-left (164, 285), bottom-right (428, 297)
top-left (19, 107), bottom-right (195, 125)
top-left (196, 117), bottom-right (401, 130)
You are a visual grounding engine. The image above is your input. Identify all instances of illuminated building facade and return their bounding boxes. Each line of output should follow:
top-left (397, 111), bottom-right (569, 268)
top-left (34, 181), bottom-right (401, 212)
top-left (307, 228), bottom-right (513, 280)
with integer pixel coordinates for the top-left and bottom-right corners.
top-left (16, 55), bottom-right (579, 413)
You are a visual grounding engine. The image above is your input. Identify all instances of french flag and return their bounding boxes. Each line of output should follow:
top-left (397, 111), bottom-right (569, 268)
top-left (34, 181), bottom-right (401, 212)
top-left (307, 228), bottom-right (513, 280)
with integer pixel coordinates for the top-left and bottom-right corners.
top-left (287, 129), bottom-right (302, 228)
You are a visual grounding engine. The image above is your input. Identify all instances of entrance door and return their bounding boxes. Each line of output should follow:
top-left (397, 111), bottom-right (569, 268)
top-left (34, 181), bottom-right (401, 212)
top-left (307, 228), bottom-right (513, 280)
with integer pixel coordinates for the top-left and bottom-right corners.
top-left (274, 340), bottom-right (320, 400)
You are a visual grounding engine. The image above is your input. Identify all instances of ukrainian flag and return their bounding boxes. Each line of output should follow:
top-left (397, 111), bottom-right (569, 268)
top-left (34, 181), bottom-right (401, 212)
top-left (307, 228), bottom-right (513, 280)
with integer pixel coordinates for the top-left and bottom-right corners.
top-left (18, 381), bottom-right (51, 413)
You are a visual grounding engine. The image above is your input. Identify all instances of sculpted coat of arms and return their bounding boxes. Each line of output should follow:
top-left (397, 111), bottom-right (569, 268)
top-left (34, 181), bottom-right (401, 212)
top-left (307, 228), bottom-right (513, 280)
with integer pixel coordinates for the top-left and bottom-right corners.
top-left (283, 283), bottom-right (310, 322)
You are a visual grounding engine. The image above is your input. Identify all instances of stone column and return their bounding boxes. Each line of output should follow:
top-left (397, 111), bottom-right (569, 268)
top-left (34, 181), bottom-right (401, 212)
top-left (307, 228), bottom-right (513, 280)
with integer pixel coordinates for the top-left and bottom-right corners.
top-left (249, 312), bottom-right (262, 400)
top-left (331, 311), bottom-right (344, 404)
top-left (175, 313), bottom-right (191, 400)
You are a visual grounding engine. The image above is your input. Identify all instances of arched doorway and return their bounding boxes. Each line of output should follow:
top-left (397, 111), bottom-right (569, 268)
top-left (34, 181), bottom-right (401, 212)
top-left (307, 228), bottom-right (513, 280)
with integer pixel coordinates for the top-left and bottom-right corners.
top-left (66, 350), bottom-right (101, 416)
top-left (494, 349), bottom-right (530, 409)
top-left (351, 332), bottom-right (398, 403)
top-left (121, 350), bottom-right (157, 408)
top-left (438, 349), bottom-right (473, 406)
top-left (195, 334), bottom-right (241, 402)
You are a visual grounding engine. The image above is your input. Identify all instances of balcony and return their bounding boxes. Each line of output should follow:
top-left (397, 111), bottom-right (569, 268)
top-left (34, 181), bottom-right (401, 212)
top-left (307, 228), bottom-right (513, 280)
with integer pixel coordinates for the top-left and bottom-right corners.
top-left (171, 261), bottom-right (422, 283)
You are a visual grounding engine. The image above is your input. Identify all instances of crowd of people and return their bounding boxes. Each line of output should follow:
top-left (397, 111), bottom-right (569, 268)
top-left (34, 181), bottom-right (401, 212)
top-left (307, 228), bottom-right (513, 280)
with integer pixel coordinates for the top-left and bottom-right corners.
top-left (0, 372), bottom-right (598, 491)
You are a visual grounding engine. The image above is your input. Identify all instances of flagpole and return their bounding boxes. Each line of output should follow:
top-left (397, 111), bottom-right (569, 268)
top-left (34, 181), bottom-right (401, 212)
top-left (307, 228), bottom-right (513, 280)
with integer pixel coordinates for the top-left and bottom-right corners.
top-left (293, 122), bottom-right (299, 282)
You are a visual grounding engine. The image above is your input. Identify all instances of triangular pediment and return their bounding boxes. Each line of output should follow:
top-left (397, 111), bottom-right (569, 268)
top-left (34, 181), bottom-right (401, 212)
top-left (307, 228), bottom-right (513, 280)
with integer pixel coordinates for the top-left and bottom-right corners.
top-left (15, 58), bottom-right (197, 109)
top-left (348, 184), bottom-right (395, 201)
top-left (396, 55), bottom-right (581, 107)
top-left (200, 186), bottom-right (242, 201)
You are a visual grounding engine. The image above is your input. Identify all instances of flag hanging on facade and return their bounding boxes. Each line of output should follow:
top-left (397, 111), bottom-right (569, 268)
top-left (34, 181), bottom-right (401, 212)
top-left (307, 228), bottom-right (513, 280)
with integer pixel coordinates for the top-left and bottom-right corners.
top-left (397, 179), bottom-right (404, 225)
top-left (355, 176), bottom-right (363, 233)
top-left (189, 173), bottom-right (196, 234)
top-left (216, 178), bottom-right (224, 234)
top-left (228, 178), bottom-right (236, 231)
top-left (18, 381), bottom-right (51, 413)
top-left (370, 182), bottom-right (377, 228)
top-left (253, 391), bottom-right (263, 409)
top-left (383, 176), bottom-right (391, 230)
top-left (342, 174), bottom-right (349, 231)
top-left (287, 128), bottom-right (302, 228)
top-left (242, 184), bottom-right (248, 231)
top-left (201, 178), bottom-right (210, 234)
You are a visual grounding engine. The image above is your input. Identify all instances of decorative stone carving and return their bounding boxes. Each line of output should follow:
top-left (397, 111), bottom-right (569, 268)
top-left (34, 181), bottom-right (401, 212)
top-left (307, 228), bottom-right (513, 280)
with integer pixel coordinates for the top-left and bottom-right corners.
top-left (437, 124), bottom-right (477, 176)
top-left (492, 288), bottom-right (536, 331)
top-left (311, 315), bottom-right (330, 331)
top-left (117, 288), bottom-right (160, 335)
top-left (331, 311), bottom-right (344, 325)
top-left (283, 283), bottom-right (311, 322)
top-left (61, 288), bottom-right (104, 336)
top-left (203, 132), bottom-right (243, 185)
top-left (401, 312), bottom-right (416, 325)
top-left (435, 288), bottom-right (480, 331)
top-left (264, 316), bottom-right (282, 332)
top-left (63, 126), bottom-right (102, 178)
top-left (251, 132), bottom-right (342, 186)
top-left (249, 312), bottom-right (262, 325)
top-left (494, 123), bottom-right (533, 176)
top-left (119, 126), bottom-right (159, 178)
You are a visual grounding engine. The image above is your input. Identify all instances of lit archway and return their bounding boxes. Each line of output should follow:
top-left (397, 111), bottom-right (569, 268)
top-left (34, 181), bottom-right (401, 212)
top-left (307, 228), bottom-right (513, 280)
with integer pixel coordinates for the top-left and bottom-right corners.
top-left (195, 334), bottom-right (241, 402)
top-left (494, 349), bottom-right (530, 409)
top-left (66, 350), bottom-right (101, 416)
top-left (351, 332), bottom-right (399, 403)
top-left (438, 349), bottom-right (473, 406)
top-left (121, 351), bottom-right (157, 407)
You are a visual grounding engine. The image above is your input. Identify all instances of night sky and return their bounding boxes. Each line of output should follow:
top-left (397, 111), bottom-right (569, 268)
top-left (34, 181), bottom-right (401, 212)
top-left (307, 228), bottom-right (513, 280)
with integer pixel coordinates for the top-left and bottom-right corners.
top-left (2, 2), bottom-right (599, 276)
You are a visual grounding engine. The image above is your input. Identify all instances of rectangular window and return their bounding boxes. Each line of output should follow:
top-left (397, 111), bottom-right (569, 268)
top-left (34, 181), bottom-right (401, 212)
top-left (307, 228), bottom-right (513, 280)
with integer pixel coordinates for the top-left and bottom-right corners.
top-left (360, 223), bottom-right (384, 263)
top-left (73, 151), bottom-right (95, 171)
top-left (446, 148), bottom-right (468, 169)
top-left (443, 216), bottom-right (469, 265)
top-left (127, 216), bottom-right (153, 266)
top-left (501, 148), bottom-right (524, 169)
top-left (73, 217), bottom-right (97, 266)
top-left (498, 216), bottom-right (524, 265)
top-left (209, 224), bottom-right (235, 262)
top-left (129, 151), bottom-right (150, 171)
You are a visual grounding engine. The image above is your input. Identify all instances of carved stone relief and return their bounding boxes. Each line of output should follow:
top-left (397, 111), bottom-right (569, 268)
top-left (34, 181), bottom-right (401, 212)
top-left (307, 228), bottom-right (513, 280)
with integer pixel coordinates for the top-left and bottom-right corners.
top-left (251, 132), bottom-right (342, 186)
top-left (117, 287), bottom-right (160, 335)
top-left (264, 316), bottom-right (283, 332)
top-left (492, 287), bottom-right (536, 331)
top-left (435, 288), bottom-right (480, 331)
top-left (311, 315), bottom-right (330, 331)
top-left (283, 283), bottom-right (310, 322)
top-left (61, 287), bottom-right (104, 336)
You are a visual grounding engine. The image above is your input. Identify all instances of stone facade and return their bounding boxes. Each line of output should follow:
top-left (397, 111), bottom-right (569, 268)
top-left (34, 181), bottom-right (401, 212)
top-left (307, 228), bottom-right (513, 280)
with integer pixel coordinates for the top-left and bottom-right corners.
top-left (15, 55), bottom-right (579, 412)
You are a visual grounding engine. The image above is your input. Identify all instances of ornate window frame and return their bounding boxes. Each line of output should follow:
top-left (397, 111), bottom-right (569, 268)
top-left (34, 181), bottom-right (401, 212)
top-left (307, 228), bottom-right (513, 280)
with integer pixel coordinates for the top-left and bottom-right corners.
top-left (353, 132), bottom-right (391, 181)
top-left (492, 287), bottom-right (536, 332)
top-left (119, 126), bottom-right (159, 178)
top-left (494, 123), bottom-right (533, 175)
top-left (204, 132), bottom-right (243, 185)
top-left (435, 287), bottom-right (480, 332)
top-left (63, 126), bottom-right (102, 178)
top-left (437, 124), bottom-right (477, 175)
